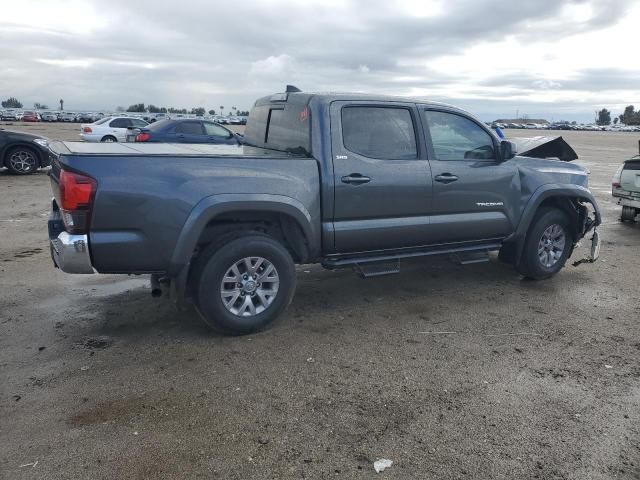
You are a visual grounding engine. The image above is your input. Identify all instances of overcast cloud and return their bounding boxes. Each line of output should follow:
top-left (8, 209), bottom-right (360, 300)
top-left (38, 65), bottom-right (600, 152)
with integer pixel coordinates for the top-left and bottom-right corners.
top-left (1, 0), bottom-right (639, 121)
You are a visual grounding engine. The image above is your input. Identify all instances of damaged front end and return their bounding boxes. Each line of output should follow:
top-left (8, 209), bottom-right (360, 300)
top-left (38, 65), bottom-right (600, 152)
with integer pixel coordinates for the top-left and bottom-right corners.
top-left (572, 200), bottom-right (601, 266)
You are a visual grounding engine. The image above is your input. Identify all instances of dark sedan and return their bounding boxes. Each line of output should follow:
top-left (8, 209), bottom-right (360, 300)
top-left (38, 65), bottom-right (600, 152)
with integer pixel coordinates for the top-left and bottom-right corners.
top-left (0, 129), bottom-right (51, 174)
top-left (134, 119), bottom-right (240, 144)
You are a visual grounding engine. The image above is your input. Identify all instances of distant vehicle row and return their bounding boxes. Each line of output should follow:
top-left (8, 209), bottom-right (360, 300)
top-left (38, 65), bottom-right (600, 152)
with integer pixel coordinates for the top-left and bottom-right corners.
top-left (0, 109), bottom-right (247, 124)
top-left (79, 116), bottom-right (240, 144)
top-left (491, 121), bottom-right (640, 132)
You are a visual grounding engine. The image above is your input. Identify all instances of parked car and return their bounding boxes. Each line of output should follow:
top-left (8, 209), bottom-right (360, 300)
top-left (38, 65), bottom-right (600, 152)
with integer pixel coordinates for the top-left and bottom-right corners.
top-left (0, 128), bottom-right (51, 174)
top-left (59, 112), bottom-right (77, 122)
top-left (77, 112), bottom-right (96, 123)
top-left (41, 111), bottom-right (59, 122)
top-left (21, 111), bottom-right (40, 122)
top-left (612, 147), bottom-right (640, 222)
top-left (1, 109), bottom-right (20, 121)
top-left (47, 88), bottom-right (601, 335)
top-left (133, 119), bottom-right (240, 144)
top-left (80, 116), bottom-right (149, 142)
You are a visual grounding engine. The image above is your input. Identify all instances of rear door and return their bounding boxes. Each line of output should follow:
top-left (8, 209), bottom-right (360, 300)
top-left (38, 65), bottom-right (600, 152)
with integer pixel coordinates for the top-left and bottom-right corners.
top-left (330, 101), bottom-right (433, 253)
top-left (108, 118), bottom-right (131, 141)
top-left (174, 121), bottom-right (207, 143)
top-left (421, 108), bottom-right (518, 243)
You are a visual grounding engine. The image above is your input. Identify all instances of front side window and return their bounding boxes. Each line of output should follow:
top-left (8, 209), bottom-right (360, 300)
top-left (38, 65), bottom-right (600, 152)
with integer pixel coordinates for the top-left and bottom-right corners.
top-left (175, 122), bottom-right (204, 135)
top-left (423, 110), bottom-right (496, 161)
top-left (341, 107), bottom-right (417, 160)
top-left (204, 122), bottom-right (232, 138)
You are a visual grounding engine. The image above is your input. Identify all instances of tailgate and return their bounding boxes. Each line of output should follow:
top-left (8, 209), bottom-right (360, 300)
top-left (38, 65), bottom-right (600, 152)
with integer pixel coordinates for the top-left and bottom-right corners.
top-left (621, 159), bottom-right (640, 194)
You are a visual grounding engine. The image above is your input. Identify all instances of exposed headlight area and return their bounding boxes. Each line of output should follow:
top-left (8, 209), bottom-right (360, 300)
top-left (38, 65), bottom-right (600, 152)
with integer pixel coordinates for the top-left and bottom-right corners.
top-left (33, 138), bottom-right (49, 148)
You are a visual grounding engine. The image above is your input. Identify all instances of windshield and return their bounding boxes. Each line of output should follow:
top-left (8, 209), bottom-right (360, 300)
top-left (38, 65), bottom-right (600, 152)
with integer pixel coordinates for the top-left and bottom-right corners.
top-left (94, 117), bottom-right (111, 125)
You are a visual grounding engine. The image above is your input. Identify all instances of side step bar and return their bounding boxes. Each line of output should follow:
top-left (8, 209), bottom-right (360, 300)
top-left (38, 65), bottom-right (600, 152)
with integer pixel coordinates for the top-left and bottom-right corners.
top-left (354, 260), bottom-right (400, 278)
top-left (323, 240), bottom-right (503, 269)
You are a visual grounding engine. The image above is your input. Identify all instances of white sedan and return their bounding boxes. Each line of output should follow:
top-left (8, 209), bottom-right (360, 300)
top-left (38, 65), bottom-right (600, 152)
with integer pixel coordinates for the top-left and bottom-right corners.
top-left (80, 116), bottom-right (148, 142)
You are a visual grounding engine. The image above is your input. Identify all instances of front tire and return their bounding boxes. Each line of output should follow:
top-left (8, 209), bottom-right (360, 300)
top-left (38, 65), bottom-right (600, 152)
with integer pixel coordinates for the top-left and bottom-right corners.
top-left (5, 146), bottom-right (39, 174)
top-left (194, 235), bottom-right (296, 335)
top-left (517, 208), bottom-right (572, 280)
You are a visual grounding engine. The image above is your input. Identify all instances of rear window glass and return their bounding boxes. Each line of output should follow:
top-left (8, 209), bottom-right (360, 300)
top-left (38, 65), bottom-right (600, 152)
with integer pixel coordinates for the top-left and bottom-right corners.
top-left (148, 119), bottom-right (171, 131)
top-left (244, 100), bottom-right (310, 155)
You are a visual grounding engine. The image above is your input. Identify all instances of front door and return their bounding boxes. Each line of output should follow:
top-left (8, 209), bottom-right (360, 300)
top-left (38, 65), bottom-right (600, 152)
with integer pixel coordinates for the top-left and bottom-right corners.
top-left (330, 101), bottom-right (433, 253)
top-left (421, 108), bottom-right (519, 243)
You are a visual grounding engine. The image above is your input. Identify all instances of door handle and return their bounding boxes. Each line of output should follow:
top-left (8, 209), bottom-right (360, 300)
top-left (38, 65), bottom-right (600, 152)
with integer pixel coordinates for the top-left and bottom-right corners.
top-left (177, 134), bottom-right (185, 138)
top-left (341, 174), bottom-right (371, 185)
top-left (434, 173), bottom-right (459, 184)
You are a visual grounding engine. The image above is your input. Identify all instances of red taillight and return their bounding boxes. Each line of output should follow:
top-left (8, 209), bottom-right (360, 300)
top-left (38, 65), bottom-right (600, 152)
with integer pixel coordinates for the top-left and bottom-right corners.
top-left (135, 133), bottom-right (150, 142)
top-left (58, 170), bottom-right (96, 234)
top-left (60, 170), bottom-right (96, 210)
top-left (82, 126), bottom-right (92, 133)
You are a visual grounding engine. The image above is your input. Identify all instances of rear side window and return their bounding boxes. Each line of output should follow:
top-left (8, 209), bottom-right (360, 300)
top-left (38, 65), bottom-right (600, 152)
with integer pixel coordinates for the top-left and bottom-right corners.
top-left (109, 118), bottom-right (130, 128)
top-left (341, 107), bottom-right (417, 160)
top-left (131, 119), bottom-right (148, 128)
top-left (175, 122), bottom-right (204, 135)
top-left (423, 110), bottom-right (496, 161)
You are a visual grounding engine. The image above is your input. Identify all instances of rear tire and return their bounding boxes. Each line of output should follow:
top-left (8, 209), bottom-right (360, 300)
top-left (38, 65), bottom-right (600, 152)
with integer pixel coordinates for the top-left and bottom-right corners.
top-left (4, 146), bottom-right (39, 174)
top-left (621, 206), bottom-right (637, 223)
top-left (516, 208), bottom-right (572, 280)
top-left (101, 135), bottom-right (117, 143)
top-left (194, 235), bottom-right (296, 335)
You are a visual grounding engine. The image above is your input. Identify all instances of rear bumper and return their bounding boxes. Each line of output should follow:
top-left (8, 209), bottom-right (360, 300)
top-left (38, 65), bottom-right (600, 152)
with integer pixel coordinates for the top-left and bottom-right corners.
top-left (50, 232), bottom-right (94, 274)
top-left (614, 196), bottom-right (640, 209)
top-left (49, 207), bottom-right (94, 274)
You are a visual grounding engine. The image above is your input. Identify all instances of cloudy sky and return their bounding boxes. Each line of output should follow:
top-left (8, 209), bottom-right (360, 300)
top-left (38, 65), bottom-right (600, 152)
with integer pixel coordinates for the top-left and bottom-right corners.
top-left (1, 0), bottom-right (639, 121)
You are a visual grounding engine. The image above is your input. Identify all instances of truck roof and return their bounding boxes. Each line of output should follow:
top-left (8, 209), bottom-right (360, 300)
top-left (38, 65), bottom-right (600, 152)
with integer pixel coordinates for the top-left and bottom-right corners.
top-left (254, 91), bottom-right (463, 112)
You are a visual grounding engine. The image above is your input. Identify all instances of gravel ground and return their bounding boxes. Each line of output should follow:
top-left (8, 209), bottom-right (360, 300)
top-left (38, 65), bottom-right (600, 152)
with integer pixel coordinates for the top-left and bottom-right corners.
top-left (1, 124), bottom-right (639, 479)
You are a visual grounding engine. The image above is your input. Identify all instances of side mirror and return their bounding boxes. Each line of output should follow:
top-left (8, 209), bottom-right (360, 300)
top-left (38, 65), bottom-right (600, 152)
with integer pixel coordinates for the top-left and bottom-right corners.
top-left (500, 140), bottom-right (517, 161)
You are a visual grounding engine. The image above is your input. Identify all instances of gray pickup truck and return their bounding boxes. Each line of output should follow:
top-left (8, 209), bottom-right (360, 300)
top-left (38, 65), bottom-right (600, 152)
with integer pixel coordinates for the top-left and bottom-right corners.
top-left (48, 87), bottom-right (601, 334)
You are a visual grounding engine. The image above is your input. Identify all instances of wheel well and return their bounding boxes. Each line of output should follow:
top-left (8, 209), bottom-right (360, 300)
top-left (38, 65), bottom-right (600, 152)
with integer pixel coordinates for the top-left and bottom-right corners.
top-left (535, 196), bottom-right (589, 241)
top-left (502, 195), bottom-right (592, 265)
top-left (101, 135), bottom-right (117, 141)
top-left (192, 211), bottom-right (310, 264)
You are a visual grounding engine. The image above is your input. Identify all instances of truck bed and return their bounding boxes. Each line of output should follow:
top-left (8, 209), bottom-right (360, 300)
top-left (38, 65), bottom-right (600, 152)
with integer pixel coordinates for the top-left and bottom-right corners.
top-left (49, 141), bottom-right (321, 274)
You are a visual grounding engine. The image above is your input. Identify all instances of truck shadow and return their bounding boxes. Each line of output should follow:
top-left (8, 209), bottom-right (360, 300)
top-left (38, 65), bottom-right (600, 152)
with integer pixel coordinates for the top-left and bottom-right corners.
top-left (72, 254), bottom-right (581, 341)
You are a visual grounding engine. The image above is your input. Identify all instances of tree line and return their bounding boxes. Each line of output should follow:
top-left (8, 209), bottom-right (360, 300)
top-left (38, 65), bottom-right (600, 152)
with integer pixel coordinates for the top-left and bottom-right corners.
top-left (124, 103), bottom-right (249, 116)
top-left (0, 97), bottom-right (248, 116)
top-left (596, 106), bottom-right (640, 126)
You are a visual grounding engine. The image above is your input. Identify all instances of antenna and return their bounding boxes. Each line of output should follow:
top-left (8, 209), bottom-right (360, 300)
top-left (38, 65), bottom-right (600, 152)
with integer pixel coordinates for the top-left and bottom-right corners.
top-left (285, 85), bottom-right (302, 93)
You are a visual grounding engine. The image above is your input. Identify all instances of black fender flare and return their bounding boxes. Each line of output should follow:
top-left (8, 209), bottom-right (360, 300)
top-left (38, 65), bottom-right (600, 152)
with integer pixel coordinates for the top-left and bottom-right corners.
top-left (169, 193), bottom-right (319, 295)
top-left (508, 184), bottom-right (601, 263)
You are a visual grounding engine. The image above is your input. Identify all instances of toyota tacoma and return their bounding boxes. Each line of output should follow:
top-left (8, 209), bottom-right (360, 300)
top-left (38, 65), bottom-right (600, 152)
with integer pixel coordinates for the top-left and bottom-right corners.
top-left (48, 87), bottom-right (601, 335)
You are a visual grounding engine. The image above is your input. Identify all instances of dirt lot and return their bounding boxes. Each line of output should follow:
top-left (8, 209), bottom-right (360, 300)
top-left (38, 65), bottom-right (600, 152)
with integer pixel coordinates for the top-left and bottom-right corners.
top-left (1, 124), bottom-right (639, 479)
